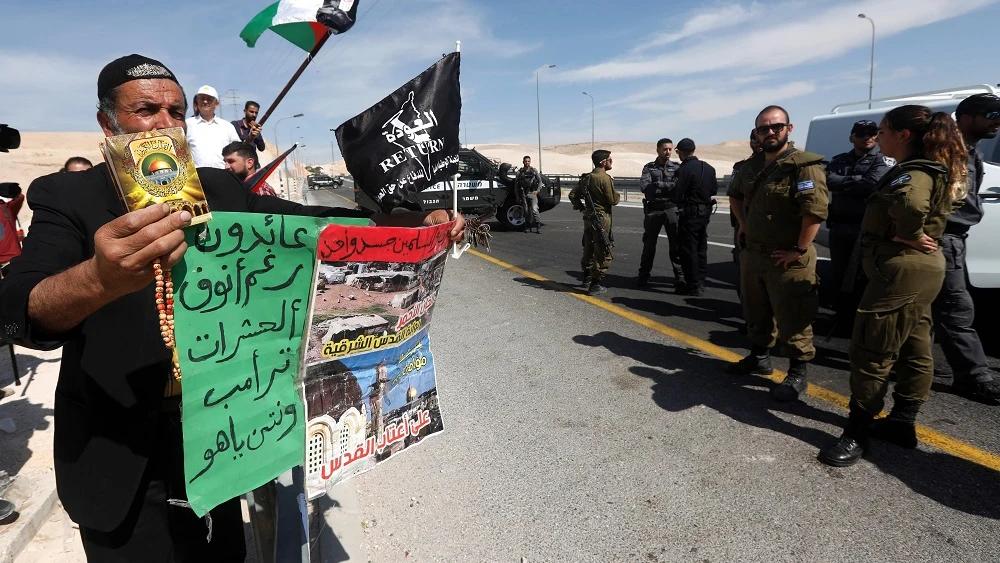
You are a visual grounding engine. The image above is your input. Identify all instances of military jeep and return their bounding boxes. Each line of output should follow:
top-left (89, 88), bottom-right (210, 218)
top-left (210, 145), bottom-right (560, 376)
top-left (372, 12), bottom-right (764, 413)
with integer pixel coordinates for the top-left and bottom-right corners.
top-left (353, 148), bottom-right (560, 230)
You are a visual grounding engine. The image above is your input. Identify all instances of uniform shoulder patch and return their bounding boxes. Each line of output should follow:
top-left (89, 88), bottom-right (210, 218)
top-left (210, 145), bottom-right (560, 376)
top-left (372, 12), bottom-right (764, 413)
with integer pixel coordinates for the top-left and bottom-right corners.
top-left (796, 179), bottom-right (815, 192)
top-left (882, 156), bottom-right (896, 167)
top-left (889, 173), bottom-right (911, 187)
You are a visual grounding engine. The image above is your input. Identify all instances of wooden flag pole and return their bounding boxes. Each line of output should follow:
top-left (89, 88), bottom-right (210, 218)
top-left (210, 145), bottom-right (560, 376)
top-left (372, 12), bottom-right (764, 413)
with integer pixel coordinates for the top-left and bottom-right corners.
top-left (450, 40), bottom-right (469, 259)
top-left (257, 29), bottom-right (333, 128)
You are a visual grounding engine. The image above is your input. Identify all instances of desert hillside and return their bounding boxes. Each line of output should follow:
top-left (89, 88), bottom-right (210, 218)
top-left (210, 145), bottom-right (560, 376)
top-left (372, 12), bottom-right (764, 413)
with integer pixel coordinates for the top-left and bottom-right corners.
top-left (0, 132), bottom-right (281, 229)
top-left (1, 133), bottom-right (750, 230)
top-left (306, 140), bottom-right (751, 179)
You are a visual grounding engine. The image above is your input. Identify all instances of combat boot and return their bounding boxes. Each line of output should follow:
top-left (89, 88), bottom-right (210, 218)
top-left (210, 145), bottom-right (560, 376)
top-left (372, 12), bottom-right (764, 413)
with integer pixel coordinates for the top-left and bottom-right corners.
top-left (819, 407), bottom-right (872, 467)
top-left (870, 394), bottom-right (920, 449)
top-left (953, 376), bottom-right (1000, 403)
top-left (635, 275), bottom-right (649, 287)
top-left (587, 281), bottom-right (608, 296)
top-left (581, 273), bottom-right (592, 288)
top-left (770, 359), bottom-right (808, 402)
top-left (724, 345), bottom-right (773, 376)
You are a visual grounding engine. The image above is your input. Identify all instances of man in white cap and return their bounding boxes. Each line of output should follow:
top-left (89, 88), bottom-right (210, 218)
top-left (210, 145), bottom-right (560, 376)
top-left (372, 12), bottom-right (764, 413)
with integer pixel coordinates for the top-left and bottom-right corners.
top-left (185, 85), bottom-right (240, 168)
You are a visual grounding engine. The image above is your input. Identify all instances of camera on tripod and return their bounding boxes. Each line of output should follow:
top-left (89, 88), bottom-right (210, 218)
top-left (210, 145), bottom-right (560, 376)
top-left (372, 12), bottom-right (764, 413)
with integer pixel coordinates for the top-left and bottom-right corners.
top-left (0, 125), bottom-right (20, 152)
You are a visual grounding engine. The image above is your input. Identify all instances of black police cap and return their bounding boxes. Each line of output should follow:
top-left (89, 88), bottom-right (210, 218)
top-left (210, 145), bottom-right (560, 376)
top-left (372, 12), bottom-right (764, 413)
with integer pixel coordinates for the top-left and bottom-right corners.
top-left (851, 120), bottom-right (878, 135)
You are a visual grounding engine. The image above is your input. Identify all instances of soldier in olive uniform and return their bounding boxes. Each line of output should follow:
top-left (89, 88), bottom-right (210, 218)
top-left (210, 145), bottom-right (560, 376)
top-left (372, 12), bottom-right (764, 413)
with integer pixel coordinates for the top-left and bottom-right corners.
top-left (820, 105), bottom-right (968, 467)
top-left (569, 150), bottom-right (620, 295)
top-left (726, 106), bottom-right (828, 403)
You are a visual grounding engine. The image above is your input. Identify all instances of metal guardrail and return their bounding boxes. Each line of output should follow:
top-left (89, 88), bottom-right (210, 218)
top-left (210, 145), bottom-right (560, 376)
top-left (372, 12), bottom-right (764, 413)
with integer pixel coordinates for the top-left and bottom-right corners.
top-left (549, 173), bottom-right (733, 203)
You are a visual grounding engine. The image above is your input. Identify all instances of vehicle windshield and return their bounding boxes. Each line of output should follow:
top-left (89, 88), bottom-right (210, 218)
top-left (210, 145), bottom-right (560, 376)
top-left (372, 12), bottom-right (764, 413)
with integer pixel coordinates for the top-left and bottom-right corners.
top-left (987, 137), bottom-right (1000, 166)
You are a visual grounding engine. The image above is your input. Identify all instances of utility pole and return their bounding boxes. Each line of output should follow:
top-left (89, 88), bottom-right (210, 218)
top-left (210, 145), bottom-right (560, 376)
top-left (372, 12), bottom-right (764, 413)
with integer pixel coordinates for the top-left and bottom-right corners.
top-left (858, 14), bottom-right (875, 109)
top-left (535, 64), bottom-right (556, 173)
top-left (224, 89), bottom-right (240, 121)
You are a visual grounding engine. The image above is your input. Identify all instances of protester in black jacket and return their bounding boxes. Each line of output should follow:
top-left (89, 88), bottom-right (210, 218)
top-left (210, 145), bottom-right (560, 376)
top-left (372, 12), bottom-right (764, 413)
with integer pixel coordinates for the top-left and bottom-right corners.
top-left (0, 54), bottom-right (464, 562)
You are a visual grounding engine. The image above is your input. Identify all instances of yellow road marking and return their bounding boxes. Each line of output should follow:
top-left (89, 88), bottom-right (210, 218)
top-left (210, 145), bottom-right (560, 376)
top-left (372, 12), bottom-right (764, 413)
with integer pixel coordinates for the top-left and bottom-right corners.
top-left (319, 187), bottom-right (358, 207)
top-left (467, 249), bottom-right (1000, 472)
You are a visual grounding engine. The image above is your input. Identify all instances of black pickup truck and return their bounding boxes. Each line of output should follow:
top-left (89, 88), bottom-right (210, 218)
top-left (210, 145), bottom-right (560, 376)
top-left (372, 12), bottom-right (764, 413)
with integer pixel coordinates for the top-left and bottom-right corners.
top-left (353, 148), bottom-right (560, 229)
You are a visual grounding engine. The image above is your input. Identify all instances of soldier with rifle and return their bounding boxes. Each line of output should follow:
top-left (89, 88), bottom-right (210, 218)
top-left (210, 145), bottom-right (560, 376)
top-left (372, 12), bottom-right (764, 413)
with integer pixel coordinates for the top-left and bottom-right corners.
top-left (569, 150), bottom-right (620, 295)
top-left (515, 155), bottom-right (542, 233)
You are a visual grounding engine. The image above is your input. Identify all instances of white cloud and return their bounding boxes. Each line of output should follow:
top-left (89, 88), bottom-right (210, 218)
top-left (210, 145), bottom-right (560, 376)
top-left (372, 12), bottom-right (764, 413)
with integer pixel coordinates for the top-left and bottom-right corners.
top-left (287, 0), bottom-right (537, 125)
top-left (632, 3), bottom-right (760, 52)
top-left (554, 0), bottom-right (999, 83)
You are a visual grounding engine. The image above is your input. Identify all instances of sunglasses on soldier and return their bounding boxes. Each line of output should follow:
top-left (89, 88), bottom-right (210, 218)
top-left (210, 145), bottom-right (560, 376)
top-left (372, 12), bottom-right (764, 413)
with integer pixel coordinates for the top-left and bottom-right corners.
top-left (985, 111), bottom-right (1000, 120)
top-left (755, 123), bottom-right (787, 136)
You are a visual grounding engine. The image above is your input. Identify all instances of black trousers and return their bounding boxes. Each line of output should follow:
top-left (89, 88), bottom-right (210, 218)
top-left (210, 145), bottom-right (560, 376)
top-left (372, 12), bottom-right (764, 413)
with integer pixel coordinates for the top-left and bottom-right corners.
top-left (730, 211), bottom-right (742, 301)
top-left (678, 206), bottom-right (710, 289)
top-left (829, 224), bottom-right (866, 323)
top-left (79, 408), bottom-right (247, 563)
top-left (639, 206), bottom-right (683, 281)
top-left (932, 233), bottom-right (990, 382)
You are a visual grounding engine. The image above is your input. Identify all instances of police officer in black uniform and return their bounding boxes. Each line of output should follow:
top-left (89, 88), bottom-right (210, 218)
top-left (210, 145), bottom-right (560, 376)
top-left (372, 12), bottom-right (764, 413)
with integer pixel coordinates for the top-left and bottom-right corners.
top-left (825, 119), bottom-right (892, 335)
top-left (934, 93), bottom-right (1000, 402)
top-left (672, 138), bottom-right (717, 296)
top-left (637, 138), bottom-right (683, 288)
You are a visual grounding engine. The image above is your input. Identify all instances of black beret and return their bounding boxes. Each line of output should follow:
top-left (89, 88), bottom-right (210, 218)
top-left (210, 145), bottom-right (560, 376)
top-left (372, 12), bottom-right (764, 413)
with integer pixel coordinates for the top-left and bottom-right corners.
top-left (98, 54), bottom-right (179, 100)
top-left (676, 138), bottom-right (696, 153)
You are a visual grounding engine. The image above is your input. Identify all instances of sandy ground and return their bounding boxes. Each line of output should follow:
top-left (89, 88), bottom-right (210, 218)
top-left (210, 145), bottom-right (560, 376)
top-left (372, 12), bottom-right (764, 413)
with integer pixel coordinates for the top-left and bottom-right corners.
top-left (1, 133), bottom-right (748, 231)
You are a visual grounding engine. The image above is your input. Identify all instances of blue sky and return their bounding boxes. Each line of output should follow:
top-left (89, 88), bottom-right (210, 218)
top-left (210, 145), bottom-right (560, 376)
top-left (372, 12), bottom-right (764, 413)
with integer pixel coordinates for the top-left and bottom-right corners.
top-left (2, 0), bottom-right (998, 164)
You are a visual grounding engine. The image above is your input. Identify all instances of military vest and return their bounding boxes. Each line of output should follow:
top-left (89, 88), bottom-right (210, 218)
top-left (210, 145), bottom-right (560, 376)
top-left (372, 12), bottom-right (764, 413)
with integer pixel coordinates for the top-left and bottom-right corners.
top-left (744, 149), bottom-right (827, 248)
top-left (643, 160), bottom-right (678, 202)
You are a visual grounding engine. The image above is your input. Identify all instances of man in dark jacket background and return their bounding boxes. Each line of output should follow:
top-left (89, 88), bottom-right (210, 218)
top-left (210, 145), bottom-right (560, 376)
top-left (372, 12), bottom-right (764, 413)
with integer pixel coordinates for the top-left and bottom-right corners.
top-left (672, 138), bottom-right (717, 296)
top-left (824, 119), bottom-right (892, 335)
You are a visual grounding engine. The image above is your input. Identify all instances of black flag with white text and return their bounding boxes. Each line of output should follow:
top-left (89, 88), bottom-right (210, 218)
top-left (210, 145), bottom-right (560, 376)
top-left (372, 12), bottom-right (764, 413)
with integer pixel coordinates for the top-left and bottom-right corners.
top-left (335, 52), bottom-right (460, 211)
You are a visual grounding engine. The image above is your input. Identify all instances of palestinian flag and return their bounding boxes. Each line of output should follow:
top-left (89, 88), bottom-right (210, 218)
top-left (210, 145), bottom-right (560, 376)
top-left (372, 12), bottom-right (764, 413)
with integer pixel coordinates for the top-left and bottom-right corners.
top-left (244, 144), bottom-right (298, 195)
top-left (241, 0), bottom-right (360, 51)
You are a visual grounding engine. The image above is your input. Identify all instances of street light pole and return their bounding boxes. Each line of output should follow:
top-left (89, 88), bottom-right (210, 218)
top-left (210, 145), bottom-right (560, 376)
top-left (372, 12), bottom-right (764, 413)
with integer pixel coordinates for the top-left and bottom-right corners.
top-left (582, 91), bottom-right (594, 153)
top-left (858, 13), bottom-right (875, 109)
top-left (535, 64), bottom-right (556, 173)
top-left (273, 113), bottom-right (304, 192)
top-left (286, 125), bottom-right (301, 180)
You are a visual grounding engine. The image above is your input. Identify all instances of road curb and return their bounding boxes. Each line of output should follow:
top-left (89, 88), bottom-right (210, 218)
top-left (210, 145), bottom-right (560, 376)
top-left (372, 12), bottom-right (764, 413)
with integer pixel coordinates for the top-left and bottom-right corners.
top-left (0, 470), bottom-right (58, 563)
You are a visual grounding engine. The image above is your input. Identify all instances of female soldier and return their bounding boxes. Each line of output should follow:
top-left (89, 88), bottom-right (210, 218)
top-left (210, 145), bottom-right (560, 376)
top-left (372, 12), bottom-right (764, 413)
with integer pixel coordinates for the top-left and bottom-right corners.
top-left (819, 105), bottom-right (968, 467)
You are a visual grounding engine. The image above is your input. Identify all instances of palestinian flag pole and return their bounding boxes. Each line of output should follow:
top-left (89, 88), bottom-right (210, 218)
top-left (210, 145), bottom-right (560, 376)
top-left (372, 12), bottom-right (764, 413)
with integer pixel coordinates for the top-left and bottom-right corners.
top-left (450, 40), bottom-right (469, 259)
top-left (240, 0), bottom-right (361, 126)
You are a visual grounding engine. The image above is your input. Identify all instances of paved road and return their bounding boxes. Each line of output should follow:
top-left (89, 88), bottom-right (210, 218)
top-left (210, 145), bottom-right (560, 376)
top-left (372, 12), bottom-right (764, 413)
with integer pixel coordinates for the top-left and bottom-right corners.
top-left (303, 188), bottom-right (1000, 562)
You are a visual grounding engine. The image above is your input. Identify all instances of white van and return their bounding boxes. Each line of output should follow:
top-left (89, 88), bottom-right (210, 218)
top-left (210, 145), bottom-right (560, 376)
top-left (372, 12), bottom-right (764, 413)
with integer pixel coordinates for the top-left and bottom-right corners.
top-left (805, 84), bottom-right (1000, 299)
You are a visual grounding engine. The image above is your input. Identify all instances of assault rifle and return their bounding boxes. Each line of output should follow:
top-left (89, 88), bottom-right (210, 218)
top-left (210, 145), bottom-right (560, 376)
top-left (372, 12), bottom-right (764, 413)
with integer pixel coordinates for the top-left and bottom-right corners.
top-left (576, 174), bottom-right (612, 248)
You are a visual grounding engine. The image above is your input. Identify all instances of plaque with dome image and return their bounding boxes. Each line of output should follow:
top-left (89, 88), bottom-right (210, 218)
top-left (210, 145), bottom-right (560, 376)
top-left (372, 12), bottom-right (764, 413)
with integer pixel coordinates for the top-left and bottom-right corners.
top-left (101, 127), bottom-right (212, 224)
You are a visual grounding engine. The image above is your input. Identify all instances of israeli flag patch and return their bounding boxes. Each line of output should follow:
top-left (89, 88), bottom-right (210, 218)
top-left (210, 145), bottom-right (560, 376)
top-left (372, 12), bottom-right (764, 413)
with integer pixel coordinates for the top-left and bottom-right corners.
top-left (889, 173), bottom-right (911, 187)
top-left (796, 180), bottom-right (814, 192)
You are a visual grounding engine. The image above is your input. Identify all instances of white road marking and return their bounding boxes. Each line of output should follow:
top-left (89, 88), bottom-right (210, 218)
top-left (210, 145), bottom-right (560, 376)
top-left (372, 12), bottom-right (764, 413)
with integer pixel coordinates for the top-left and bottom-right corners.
top-left (659, 235), bottom-right (831, 261)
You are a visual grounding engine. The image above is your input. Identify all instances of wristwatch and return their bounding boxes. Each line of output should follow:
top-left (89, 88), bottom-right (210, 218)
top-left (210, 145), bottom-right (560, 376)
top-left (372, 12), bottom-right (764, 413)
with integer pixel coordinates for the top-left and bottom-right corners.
top-left (792, 246), bottom-right (807, 255)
